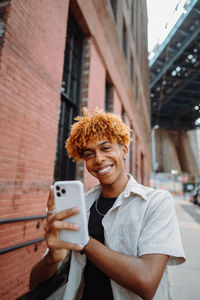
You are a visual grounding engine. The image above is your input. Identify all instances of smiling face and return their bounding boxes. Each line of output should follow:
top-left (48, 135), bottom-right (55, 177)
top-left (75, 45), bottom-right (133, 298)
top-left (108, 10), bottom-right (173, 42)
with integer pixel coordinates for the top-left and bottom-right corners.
top-left (83, 139), bottom-right (128, 195)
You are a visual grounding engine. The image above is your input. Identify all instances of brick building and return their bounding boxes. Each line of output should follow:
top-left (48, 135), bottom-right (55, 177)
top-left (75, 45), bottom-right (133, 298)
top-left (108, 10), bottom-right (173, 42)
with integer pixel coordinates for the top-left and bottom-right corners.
top-left (0, 0), bottom-right (150, 298)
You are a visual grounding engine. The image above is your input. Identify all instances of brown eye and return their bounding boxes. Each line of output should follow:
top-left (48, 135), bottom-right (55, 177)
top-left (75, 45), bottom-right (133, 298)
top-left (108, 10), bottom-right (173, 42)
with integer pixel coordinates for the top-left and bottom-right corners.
top-left (84, 152), bottom-right (93, 159)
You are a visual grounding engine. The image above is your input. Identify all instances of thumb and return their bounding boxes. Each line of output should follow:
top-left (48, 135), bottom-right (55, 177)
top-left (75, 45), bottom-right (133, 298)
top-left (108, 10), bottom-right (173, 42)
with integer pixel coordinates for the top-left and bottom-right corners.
top-left (46, 185), bottom-right (56, 221)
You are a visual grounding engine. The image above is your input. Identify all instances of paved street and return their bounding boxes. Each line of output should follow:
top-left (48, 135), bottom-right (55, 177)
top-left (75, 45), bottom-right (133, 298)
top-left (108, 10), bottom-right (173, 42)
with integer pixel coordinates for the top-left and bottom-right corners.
top-left (167, 196), bottom-right (200, 300)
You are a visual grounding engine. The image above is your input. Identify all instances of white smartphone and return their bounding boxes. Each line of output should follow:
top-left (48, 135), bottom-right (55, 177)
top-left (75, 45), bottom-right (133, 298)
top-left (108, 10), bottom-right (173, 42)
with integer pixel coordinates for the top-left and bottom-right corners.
top-left (54, 180), bottom-right (89, 246)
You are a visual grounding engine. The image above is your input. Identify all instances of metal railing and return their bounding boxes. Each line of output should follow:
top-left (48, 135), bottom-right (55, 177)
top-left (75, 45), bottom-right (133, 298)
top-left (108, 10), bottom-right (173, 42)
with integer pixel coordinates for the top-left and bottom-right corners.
top-left (0, 215), bottom-right (46, 254)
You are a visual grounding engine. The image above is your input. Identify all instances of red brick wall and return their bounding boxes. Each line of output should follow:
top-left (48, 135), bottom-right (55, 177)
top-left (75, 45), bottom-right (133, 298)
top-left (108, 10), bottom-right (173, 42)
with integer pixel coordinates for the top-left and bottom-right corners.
top-left (87, 40), bottom-right (106, 112)
top-left (0, 234), bottom-right (47, 300)
top-left (0, 0), bottom-right (150, 298)
top-left (79, 38), bottom-right (92, 112)
top-left (0, 0), bottom-right (69, 298)
top-left (113, 89), bottom-right (122, 116)
top-left (75, 0), bottom-right (151, 186)
top-left (84, 40), bottom-right (106, 191)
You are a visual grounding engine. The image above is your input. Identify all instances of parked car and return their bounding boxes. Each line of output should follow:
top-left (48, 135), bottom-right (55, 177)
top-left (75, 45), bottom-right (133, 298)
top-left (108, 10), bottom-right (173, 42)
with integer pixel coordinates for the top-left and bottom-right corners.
top-left (192, 186), bottom-right (200, 205)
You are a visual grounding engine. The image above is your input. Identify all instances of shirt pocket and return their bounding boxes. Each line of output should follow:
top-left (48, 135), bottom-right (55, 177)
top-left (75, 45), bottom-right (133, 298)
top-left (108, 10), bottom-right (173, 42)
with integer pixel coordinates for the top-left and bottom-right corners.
top-left (118, 224), bottom-right (140, 256)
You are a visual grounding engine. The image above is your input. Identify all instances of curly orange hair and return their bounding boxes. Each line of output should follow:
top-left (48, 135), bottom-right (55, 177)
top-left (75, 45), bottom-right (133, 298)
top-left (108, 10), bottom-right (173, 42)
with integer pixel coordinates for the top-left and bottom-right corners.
top-left (65, 107), bottom-right (130, 161)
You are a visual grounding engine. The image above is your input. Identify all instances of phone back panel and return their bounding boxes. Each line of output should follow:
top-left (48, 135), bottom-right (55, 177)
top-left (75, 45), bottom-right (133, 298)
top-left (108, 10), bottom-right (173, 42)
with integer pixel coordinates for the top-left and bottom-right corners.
top-left (54, 180), bottom-right (89, 245)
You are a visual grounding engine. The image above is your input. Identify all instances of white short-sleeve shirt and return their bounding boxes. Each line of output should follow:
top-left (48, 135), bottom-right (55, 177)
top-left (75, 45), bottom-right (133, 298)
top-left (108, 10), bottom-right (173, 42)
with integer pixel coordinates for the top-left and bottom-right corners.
top-left (63, 174), bottom-right (186, 300)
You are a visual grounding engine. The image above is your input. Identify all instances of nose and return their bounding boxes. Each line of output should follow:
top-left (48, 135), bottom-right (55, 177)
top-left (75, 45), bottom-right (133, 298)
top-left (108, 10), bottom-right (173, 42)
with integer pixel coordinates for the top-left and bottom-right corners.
top-left (95, 150), bottom-right (105, 164)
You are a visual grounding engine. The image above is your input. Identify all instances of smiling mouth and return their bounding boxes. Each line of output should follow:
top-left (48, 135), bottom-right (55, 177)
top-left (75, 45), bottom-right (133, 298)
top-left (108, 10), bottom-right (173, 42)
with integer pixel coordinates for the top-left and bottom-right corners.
top-left (96, 165), bottom-right (113, 175)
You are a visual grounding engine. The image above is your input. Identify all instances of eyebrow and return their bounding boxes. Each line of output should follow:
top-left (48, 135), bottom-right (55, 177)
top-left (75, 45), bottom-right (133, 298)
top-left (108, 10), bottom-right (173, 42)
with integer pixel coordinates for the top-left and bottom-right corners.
top-left (83, 141), bottom-right (111, 153)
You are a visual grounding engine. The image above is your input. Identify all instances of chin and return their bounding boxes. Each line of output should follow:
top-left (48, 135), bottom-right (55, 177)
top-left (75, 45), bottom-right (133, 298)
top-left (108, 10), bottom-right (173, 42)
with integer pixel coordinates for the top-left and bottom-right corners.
top-left (99, 175), bottom-right (116, 185)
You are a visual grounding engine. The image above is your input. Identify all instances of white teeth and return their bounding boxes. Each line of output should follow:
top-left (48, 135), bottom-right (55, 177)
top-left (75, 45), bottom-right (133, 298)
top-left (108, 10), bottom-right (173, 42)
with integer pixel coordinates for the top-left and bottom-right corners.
top-left (98, 166), bottom-right (112, 174)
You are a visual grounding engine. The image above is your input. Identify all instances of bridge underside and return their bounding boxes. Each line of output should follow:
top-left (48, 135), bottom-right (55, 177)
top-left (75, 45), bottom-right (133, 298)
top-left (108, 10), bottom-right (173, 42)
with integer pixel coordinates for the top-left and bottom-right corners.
top-left (150, 0), bottom-right (200, 130)
top-left (154, 128), bottom-right (199, 178)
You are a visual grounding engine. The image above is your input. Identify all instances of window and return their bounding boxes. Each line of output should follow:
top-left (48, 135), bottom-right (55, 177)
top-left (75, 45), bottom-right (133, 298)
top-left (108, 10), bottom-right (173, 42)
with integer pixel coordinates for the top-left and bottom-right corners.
top-left (135, 75), bottom-right (138, 101)
top-left (131, 0), bottom-right (134, 36)
top-left (0, 1), bottom-right (9, 57)
top-left (136, 0), bottom-right (141, 56)
top-left (125, 0), bottom-right (129, 8)
top-left (130, 54), bottom-right (134, 82)
top-left (54, 12), bottom-right (83, 181)
top-left (105, 80), bottom-right (113, 112)
top-left (109, 0), bottom-right (117, 20)
top-left (121, 106), bottom-right (126, 122)
top-left (140, 152), bottom-right (144, 184)
top-left (122, 19), bottom-right (127, 58)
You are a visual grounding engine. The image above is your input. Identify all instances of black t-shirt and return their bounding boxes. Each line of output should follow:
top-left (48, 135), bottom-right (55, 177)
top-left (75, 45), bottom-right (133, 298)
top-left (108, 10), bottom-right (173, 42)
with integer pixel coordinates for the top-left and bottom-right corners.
top-left (81, 195), bottom-right (117, 300)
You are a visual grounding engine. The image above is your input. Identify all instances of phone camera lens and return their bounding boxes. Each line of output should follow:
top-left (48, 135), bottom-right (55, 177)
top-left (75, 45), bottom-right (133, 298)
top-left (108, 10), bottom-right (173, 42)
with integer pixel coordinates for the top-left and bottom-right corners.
top-left (57, 192), bottom-right (61, 197)
top-left (56, 185), bottom-right (60, 191)
top-left (61, 189), bottom-right (66, 194)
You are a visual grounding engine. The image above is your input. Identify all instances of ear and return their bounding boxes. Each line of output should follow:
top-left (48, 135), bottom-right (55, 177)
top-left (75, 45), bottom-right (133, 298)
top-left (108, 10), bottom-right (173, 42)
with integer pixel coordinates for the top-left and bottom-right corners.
top-left (122, 145), bottom-right (128, 160)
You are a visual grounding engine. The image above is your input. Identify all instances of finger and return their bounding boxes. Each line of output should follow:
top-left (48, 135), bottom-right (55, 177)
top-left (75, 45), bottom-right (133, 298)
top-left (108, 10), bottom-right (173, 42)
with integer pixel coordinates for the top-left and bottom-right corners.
top-left (48, 240), bottom-right (84, 251)
top-left (55, 206), bottom-right (80, 221)
top-left (47, 185), bottom-right (55, 210)
top-left (44, 223), bottom-right (48, 233)
top-left (47, 186), bottom-right (55, 221)
top-left (44, 207), bottom-right (80, 233)
top-left (53, 220), bottom-right (80, 231)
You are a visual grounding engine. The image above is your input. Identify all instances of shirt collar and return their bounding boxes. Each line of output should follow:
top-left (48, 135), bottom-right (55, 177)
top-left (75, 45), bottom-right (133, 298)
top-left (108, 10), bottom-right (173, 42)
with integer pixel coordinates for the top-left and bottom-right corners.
top-left (85, 174), bottom-right (147, 211)
top-left (123, 174), bottom-right (147, 201)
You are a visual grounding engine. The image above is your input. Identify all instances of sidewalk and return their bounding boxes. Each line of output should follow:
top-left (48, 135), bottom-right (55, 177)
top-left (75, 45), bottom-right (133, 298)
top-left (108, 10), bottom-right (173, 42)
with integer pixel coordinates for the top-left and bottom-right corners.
top-left (167, 196), bottom-right (200, 300)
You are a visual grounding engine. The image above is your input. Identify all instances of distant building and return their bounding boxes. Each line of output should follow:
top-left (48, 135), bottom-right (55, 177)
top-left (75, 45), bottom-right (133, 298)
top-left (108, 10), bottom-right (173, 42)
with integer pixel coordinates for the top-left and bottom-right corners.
top-left (188, 129), bottom-right (200, 180)
top-left (0, 0), bottom-right (150, 298)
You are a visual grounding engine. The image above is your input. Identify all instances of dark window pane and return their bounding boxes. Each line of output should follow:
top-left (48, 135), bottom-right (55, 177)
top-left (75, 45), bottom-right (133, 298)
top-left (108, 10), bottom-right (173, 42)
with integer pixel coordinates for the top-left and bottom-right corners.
top-left (123, 19), bottom-right (127, 58)
top-left (105, 81), bottom-right (113, 112)
top-left (54, 12), bottom-right (83, 181)
top-left (110, 0), bottom-right (117, 19)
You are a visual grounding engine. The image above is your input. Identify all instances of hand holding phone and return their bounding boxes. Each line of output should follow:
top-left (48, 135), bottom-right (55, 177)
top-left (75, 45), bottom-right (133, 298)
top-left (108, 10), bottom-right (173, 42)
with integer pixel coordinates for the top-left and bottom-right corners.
top-left (54, 180), bottom-right (89, 246)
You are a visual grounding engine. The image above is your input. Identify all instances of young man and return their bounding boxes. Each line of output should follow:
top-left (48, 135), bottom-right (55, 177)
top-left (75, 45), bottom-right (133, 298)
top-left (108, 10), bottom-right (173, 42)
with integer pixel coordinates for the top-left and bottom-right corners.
top-left (30, 108), bottom-right (185, 300)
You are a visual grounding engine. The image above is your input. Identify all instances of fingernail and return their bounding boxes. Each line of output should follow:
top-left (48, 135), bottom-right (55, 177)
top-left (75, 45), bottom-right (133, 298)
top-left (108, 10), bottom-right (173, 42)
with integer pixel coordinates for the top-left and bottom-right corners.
top-left (72, 207), bottom-right (79, 212)
top-left (78, 244), bottom-right (84, 249)
top-left (73, 224), bottom-right (80, 229)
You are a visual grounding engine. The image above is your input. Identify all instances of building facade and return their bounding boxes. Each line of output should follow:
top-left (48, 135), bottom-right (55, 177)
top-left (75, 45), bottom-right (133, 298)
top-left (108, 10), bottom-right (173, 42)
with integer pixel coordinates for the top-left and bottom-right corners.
top-left (0, 0), bottom-right (150, 298)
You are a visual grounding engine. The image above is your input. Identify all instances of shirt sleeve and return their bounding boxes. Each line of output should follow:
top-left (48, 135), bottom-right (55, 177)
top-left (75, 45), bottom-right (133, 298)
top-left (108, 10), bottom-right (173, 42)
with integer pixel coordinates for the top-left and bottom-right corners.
top-left (138, 190), bottom-right (186, 265)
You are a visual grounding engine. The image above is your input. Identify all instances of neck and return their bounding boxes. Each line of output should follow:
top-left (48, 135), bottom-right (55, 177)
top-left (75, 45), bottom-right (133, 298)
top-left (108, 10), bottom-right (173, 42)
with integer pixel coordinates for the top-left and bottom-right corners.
top-left (101, 173), bottom-right (128, 198)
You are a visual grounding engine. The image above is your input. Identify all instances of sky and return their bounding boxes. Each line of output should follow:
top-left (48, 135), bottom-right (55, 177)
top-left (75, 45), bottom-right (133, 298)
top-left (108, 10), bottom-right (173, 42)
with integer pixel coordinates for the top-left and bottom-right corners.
top-left (146, 0), bottom-right (189, 56)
